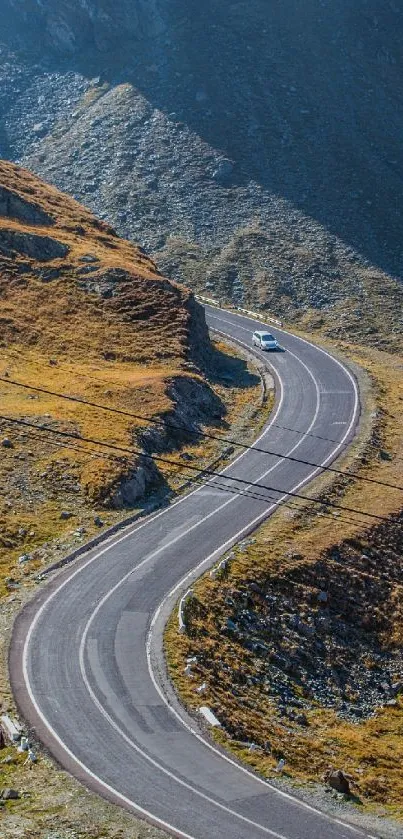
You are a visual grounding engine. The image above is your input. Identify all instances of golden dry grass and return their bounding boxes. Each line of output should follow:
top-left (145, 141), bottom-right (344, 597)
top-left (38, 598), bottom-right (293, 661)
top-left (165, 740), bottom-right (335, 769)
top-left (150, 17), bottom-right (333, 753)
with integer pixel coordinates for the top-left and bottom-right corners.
top-left (0, 347), bottom-right (173, 595)
top-left (0, 159), bottom-right (199, 365)
top-left (0, 160), bottom-right (197, 598)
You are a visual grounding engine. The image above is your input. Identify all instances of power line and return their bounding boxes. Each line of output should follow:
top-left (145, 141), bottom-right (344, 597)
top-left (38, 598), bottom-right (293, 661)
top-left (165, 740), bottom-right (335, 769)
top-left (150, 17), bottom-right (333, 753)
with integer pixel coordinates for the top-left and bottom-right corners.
top-left (0, 413), bottom-right (395, 524)
top-left (1, 422), bottom-right (129, 466)
top-left (181, 472), bottom-right (370, 530)
top-left (0, 431), bottom-right (374, 535)
top-left (1, 377), bottom-right (402, 493)
top-left (0, 416), bottom-right (372, 532)
top-left (53, 366), bottom-right (344, 445)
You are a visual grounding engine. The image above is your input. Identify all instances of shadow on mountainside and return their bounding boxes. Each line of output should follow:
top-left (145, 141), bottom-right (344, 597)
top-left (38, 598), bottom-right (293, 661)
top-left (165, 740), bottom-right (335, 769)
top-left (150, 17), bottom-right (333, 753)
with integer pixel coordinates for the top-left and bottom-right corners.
top-left (2, 0), bottom-right (403, 279)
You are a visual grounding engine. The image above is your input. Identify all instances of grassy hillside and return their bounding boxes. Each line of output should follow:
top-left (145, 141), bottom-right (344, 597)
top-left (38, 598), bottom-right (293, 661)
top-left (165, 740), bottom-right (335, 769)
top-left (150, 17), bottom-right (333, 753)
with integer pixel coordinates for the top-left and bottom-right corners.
top-left (0, 159), bottom-right (207, 364)
top-left (0, 160), bottom-right (266, 600)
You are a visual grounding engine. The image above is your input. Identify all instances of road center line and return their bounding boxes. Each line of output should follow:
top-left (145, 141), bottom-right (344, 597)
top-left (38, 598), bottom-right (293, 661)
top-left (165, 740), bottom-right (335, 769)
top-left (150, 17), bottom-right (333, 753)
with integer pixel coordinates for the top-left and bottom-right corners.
top-left (19, 309), bottom-right (362, 839)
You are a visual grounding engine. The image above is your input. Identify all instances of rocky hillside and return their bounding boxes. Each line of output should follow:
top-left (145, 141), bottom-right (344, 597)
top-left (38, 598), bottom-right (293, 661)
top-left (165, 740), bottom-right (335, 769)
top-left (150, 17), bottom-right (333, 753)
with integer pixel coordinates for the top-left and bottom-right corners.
top-left (1, 1), bottom-right (402, 349)
top-left (0, 159), bottom-right (211, 369)
top-left (170, 509), bottom-right (403, 810)
top-left (167, 337), bottom-right (403, 820)
top-left (0, 159), bottom-right (229, 594)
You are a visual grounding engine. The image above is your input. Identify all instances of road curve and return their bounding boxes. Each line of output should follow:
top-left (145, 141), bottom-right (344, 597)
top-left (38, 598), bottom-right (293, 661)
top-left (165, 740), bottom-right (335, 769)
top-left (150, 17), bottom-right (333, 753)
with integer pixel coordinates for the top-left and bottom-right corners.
top-left (11, 307), bottom-right (373, 839)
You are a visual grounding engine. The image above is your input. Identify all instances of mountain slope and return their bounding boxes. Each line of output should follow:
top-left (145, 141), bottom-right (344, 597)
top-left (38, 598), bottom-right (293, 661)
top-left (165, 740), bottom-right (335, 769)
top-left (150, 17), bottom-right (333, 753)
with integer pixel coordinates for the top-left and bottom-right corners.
top-left (0, 159), bottom-right (209, 366)
top-left (1, 2), bottom-right (403, 350)
top-left (0, 160), bottom-right (230, 594)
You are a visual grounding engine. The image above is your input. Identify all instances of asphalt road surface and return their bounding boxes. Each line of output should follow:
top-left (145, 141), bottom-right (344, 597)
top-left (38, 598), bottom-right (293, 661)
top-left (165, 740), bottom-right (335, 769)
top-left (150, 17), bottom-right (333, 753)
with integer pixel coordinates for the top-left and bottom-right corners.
top-left (11, 306), bottom-right (376, 839)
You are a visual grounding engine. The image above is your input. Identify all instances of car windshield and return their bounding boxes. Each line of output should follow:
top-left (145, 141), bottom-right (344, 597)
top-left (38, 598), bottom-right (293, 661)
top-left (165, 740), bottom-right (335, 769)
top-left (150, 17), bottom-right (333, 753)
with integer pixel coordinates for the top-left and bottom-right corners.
top-left (261, 333), bottom-right (275, 341)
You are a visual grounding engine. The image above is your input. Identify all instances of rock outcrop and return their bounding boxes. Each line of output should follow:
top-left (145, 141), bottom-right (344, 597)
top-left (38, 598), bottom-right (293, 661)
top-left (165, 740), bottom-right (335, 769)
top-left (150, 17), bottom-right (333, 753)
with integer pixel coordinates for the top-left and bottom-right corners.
top-left (3, 0), bottom-right (166, 53)
top-left (0, 185), bottom-right (54, 226)
top-left (0, 229), bottom-right (68, 260)
top-left (325, 770), bottom-right (351, 796)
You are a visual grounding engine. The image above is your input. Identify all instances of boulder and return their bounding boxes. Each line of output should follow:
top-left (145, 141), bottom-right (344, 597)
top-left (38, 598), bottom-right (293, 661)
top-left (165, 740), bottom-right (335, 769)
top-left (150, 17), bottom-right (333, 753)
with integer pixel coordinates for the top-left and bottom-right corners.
top-left (32, 122), bottom-right (47, 137)
top-left (0, 186), bottom-right (54, 226)
top-left (1, 788), bottom-right (20, 800)
top-left (212, 159), bottom-right (234, 181)
top-left (79, 253), bottom-right (99, 263)
top-left (0, 229), bottom-right (68, 261)
top-left (326, 770), bottom-right (350, 795)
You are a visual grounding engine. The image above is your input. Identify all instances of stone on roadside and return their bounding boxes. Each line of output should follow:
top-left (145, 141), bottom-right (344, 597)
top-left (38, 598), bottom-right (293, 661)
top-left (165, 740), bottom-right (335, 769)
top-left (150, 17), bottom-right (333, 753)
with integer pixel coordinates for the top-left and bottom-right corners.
top-left (60, 511), bottom-right (73, 520)
top-left (326, 770), bottom-right (350, 795)
top-left (1, 788), bottom-right (20, 800)
top-left (1, 438), bottom-right (13, 448)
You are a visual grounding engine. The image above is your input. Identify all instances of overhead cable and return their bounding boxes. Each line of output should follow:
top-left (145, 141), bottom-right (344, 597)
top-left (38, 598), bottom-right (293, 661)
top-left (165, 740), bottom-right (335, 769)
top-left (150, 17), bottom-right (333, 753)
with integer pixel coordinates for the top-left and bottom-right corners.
top-left (0, 413), bottom-right (394, 524)
top-left (0, 377), bottom-right (401, 493)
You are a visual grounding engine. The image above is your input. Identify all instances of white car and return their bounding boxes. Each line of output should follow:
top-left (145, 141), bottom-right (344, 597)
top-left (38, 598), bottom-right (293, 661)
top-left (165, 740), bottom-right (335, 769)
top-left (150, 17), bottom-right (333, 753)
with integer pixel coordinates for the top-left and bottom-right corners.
top-left (252, 330), bottom-right (281, 351)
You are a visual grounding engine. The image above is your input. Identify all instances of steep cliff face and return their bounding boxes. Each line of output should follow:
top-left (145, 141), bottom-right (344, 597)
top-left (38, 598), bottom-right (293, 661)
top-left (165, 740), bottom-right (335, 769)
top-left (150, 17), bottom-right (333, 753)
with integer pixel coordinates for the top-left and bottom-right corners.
top-left (2, 1), bottom-right (403, 348)
top-left (3, 0), bottom-right (167, 52)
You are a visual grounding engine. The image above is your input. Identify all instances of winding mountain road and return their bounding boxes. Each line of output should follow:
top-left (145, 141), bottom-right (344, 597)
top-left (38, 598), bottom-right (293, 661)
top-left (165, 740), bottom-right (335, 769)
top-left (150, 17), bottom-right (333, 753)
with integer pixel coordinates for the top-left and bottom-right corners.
top-left (11, 306), bottom-right (375, 839)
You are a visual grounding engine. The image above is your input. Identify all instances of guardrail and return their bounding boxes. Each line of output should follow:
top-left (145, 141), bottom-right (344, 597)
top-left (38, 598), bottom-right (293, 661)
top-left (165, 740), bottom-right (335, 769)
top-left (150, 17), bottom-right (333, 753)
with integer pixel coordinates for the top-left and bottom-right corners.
top-left (195, 295), bottom-right (221, 307)
top-left (1, 714), bottom-right (23, 742)
top-left (178, 588), bottom-right (194, 633)
top-left (195, 295), bottom-right (283, 328)
top-left (236, 306), bottom-right (283, 328)
top-left (209, 556), bottom-right (228, 579)
top-left (199, 706), bottom-right (221, 727)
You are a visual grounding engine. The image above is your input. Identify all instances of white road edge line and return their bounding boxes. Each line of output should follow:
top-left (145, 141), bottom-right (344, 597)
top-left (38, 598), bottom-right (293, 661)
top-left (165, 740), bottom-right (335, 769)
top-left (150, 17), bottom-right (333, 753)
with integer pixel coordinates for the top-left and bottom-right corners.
top-left (146, 394), bottom-right (368, 839)
top-left (20, 311), bottom-right (367, 839)
top-left (79, 635), bottom-right (288, 839)
top-left (21, 328), bottom-right (289, 839)
top-left (76, 352), bottom-right (322, 838)
top-left (148, 326), bottom-right (373, 839)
